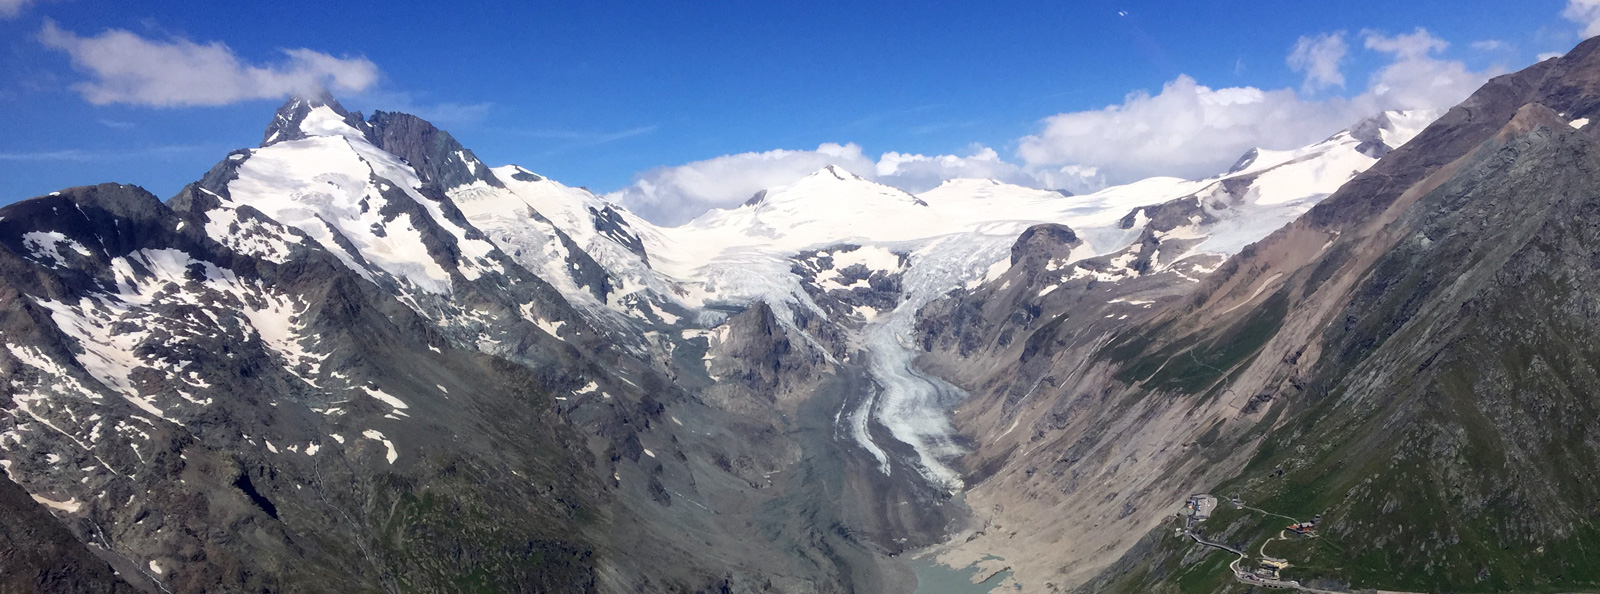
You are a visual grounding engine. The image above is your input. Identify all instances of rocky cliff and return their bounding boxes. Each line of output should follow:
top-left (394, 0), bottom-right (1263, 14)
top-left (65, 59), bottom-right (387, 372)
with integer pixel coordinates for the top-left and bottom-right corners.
top-left (916, 36), bottom-right (1600, 594)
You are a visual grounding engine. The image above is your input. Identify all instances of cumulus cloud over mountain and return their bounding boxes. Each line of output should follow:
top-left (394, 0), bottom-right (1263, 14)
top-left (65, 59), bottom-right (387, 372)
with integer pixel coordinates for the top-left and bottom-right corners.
top-left (39, 20), bottom-right (378, 107)
top-left (1015, 28), bottom-right (1494, 186)
top-left (610, 28), bottom-right (1494, 225)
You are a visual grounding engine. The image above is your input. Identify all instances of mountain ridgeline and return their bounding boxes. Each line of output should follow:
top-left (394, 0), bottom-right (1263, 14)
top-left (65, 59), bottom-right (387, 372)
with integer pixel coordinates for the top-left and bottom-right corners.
top-left (2, 37), bottom-right (1600, 594)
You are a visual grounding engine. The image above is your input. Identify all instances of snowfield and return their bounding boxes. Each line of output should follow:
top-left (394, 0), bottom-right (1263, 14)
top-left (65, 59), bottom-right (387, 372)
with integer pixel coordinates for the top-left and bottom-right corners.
top-left (578, 110), bottom-right (1437, 486)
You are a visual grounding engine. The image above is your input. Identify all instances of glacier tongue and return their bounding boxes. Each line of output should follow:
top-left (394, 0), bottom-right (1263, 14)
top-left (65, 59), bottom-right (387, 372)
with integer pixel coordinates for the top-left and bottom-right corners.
top-left (199, 96), bottom-right (1448, 492)
top-left (854, 233), bottom-right (1026, 488)
top-left (219, 98), bottom-right (1438, 492)
top-left (591, 108), bottom-right (1443, 488)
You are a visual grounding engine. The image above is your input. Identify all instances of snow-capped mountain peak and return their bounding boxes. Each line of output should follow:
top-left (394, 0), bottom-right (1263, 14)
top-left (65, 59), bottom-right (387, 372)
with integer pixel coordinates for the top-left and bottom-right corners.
top-left (811, 164), bottom-right (862, 181)
top-left (261, 91), bottom-right (371, 147)
top-left (777, 164), bottom-right (923, 204)
top-left (197, 97), bottom-right (510, 297)
top-left (648, 168), bottom-right (938, 278)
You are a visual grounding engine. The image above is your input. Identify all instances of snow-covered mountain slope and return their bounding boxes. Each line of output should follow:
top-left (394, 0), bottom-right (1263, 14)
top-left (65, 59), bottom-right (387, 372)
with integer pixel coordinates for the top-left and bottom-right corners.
top-left (213, 99), bottom-right (501, 296)
top-left (655, 165), bottom-right (940, 267)
top-left (178, 96), bottom-right (649, 377)
top-left (0, 99), bottom-right (879, 593)
top-left (0, 182), bottom-right (659, 592)
top-left (570, 109), bottom-right (1440, 488)
top-left (227, 98), bottom-right (693, 350)
top-left (454, 165), bottom-right (686, 330)
top-left (630, 109), bottom-right (1434, 314)
top-left (193, 96), bottom-right (1438, 493)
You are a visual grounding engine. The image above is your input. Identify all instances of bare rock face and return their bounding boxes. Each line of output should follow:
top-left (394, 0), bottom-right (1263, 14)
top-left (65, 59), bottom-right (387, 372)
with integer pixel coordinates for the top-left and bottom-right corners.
top-left (790, 244), bottom-right (909, 328)
top-left (698, 301), bottom-right (834, 415)
top-left (366, 110), bottom-right (504, 192)
top-left (1009, 223), bottom-right (1079, 268)
top-left (1348, 111), bottom-right (1400, 158)
top-left (589, 205), bottom-right (650, 265)
top-left (714, 301), bottom-right (798, 396)
top-left (0, 474), bottom-right (140, 594)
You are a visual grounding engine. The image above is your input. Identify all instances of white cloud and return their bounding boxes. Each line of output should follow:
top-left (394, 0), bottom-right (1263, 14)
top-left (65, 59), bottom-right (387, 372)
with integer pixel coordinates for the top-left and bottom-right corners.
top-left (1015, 27), bottom-right (1493, 185)
top-left (0, 0), bottom-right (49, 19)
top-left (1470, 40), bottom-right (1510, 52)
top-left (39, 20), bottom-right (379, 107)
top-left (1565, 0), bottom-right (1600, 38)
top-left (875, 147), bottom-right (1036, 192)
top-left (408, 102), bottom-right (495, 126)
top-left (611, 27), bottom-right (1500, 225)
top-left (1016, 76), bottom-right (1348, 183)
top-left (607, 143), bottom-right (1052, 225)
top-left (1031, 165), bottom-right (1108, 196)
top-left (1362, 27), bottom-right (1448, 59)
top-left (1288, 32), bottom-right (1348, 92)
top-left (607, 143), bottom-right (877, 225)
top-left (1360, 29), bottom-right (1493, 113)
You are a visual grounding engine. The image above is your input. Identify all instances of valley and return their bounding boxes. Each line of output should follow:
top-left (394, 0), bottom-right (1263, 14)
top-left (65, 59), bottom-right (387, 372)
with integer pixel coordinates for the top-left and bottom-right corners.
top-left (3, 29), bottom-right (1600, 594)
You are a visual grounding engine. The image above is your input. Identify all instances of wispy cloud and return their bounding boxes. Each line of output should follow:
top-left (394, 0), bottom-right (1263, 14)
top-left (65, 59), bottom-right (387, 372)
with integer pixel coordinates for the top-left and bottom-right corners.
top-left (0, 149), bottom-right (93, 161)
top-left (348, 90), bottom-right (494, 126)
top-left (0, 144), bottom-right (209, 161)
top-left (411, 101), bottom-right (493, 125)
top-left (908, 121), bottom-right (977, 135)
top-left (1362, 27), bottom-right (1448, 59)
top-left (514, 125), bottom-right (660, 155)
top-left (96, 119), bottom-right (136, 129)
top-left (1565, 0), bottom-right (1600, 37)
top-left (1470, 39), bottom-right (1512, 51)
top-left (38, 19), bottom-right (378, 107)
top-left (839, 104), bottom-right (939, 131)
top-left (0, 0), bottom-right (53, 20)
top-left (1288, 32), bottom-right (1348, 93)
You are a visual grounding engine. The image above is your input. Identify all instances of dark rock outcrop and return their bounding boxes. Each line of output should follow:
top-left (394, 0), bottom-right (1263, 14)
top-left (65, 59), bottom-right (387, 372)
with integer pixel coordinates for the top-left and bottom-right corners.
top-left (366, 111), bottom-right (504, 191)
top-left (0, 475), bottom-right (140, 594)
top-left (260, 91), bottom-right (369, 147)
top-left (1010, 223), bottom-right (1080, 267)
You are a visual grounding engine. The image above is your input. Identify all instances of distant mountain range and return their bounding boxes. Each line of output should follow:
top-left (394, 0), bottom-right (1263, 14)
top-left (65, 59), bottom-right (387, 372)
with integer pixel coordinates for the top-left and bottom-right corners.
top-left (3, 35), bottom-right (1600, 594)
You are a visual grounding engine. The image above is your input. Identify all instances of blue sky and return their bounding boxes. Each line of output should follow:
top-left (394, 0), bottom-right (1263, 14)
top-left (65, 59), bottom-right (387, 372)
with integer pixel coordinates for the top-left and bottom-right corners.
top-left (1, 0), bottom-right (1593, 223)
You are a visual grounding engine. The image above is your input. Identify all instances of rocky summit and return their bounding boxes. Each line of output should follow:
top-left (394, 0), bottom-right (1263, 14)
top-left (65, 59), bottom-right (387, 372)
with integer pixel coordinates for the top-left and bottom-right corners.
top-left (5, 32), bottom-right (1600, 594)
